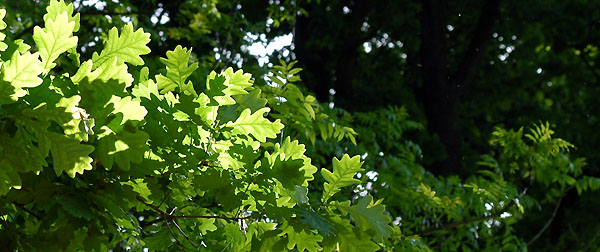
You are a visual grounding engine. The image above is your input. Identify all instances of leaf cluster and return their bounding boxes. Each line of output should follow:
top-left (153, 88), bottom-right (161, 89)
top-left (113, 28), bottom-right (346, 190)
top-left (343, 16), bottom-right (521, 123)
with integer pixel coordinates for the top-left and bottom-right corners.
top-left (0, 2), bottom-right (393, 251)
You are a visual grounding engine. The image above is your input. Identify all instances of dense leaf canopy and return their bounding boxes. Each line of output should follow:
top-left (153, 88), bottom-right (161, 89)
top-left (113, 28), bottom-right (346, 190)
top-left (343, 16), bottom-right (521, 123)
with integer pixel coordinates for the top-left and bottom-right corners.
top-left (0, 0), bottom-right (599, 251)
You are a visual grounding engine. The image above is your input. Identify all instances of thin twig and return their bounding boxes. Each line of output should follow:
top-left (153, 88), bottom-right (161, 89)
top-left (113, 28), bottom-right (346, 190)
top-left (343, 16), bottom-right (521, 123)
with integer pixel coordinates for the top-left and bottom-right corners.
top-left (164, 218), bottom-right (184, 249)
top-left (158, 191), bottom-right (171, 209)
top-left (235, 181), bottom-right (252, 219)
top-left (416, 184), bottom-right (530, 236)
top-left (162, 212), bottom-right (197, 251)
top-left (568, 223), bottom-right (580, 243)
top-left (527, 196), bottom-right (563, 246)
top-left (136, 196), bottom-right (261, 221)
top-left (136, 195), bottom-right (262, 248)
top-left (171, 219), bottom-right (198, 248)
top-left (418, 201), bottom-right (515, 236)
top-left (14, 203), bottom-right (41, 220)
top-left (166, 207), bottom-right (199, 248)
top-left (583, 226), bottom-right (600, 251)
top-left (170, 213), bottom-right (257, 220)
top-left (137, 196), bottom-right (168, 215)
top-left (164, 218), bottom-right (176, 239)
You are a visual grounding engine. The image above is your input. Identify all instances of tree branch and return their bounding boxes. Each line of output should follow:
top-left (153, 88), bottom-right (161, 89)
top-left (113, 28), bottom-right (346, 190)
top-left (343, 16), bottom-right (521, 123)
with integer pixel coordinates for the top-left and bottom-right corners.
top-left (136, 196), bottom-right (260, 221)
top-left (157, 191), bottom-right (171, 209)
top-left (137, 195), bottom-right (262, 249)
top-left (416, 185), bottom-right (529, 236)
top-left (163, 217), bottom-right (194, 251)
top-left (418, 200), bottom-right (514, 236)
top-left (14, 203), bottom-right (41, 220)
top-left (583, 227), bottom-right (600, 252)
top-left (171, 218), bottom-right (198, 248)
top-left (527, 196), bottom-right (563, 246)
top-left (137, 196), bottom-right (169, 215)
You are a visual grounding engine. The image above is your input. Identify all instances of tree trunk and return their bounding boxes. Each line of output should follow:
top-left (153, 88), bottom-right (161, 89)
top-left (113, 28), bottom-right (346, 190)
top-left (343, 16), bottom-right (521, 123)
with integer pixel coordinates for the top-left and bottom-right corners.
top-left (420, 0), bottom-right (500, 175)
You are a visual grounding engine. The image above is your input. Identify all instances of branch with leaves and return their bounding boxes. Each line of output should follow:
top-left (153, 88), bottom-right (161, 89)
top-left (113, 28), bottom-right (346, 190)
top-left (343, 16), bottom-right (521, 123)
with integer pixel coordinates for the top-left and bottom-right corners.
top-left (135, 196), bottom-right (261, 222)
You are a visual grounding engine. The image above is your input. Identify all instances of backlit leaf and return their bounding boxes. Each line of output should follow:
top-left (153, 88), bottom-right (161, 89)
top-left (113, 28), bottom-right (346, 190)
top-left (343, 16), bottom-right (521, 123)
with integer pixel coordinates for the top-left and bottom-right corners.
top-left (338, 195), bottom-right (393, 239)
top-left (0, 51), bottom-right (43, 103)
top-left (156, 45), bottom-right (198, 94)
top-left (225, 108), bottom-right (283, 142)
top-left (223, 67), bottom-right (253, 95)
top-left (297, 208), bottom-right (335, 236)
top-left (280, 222), bottom-right (323, 252)
top-left (45, 132), bottom-right (94, 177)
top-left (0, 9), bottom-right (7, 51)
top-left (33, 12), bottom-right (78, 73)
top-left (43, 0), bottom-right (80, 32)
top-left (92, 24), bottom-right (151, 68)
top-left (321, 154), bottom-right (363, 202)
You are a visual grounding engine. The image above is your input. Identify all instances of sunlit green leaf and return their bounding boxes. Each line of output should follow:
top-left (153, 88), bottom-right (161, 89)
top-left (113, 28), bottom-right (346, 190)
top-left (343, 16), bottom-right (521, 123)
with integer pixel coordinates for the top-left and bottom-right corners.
top-left (0, 51), bottom-right (43, 103)
top-left (156, 45), bottom-right (198, 94)
top-left (338, 195), bottom-right (393, 239)
top-left (43, 0), bottom-right (80, 32)
top-left (45, 132), bottom-right (94, 177)
top-left (92, 23), bottom-right (151, 68)
top-left (321, 154), bottom-right (363, 202)
top-left (225, 107), bottom-right (283, 142)
top-left (33, 12), bottom-right (78, 73)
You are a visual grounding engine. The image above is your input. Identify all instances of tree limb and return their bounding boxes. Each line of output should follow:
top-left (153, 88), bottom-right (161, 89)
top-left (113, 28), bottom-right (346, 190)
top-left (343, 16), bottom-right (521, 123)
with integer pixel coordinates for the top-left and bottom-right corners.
top-left (527, 196), bottom-right (563, 246)
top-left (136, 195), bottom-right (260, 221)
top-left (13, 203), bottom-right (41, 220)
top-left (171, 218), bottom-right (198, 248)
top-left (163, 217), bottom-right (194, 251)
top-left (418, 199), bottom-right (514, 236)
top-left (137, 195), bottom-right (262, 249)
top-left (416, 185), bottom-right (529, 236)
top-left (583, 227), bottom-right (600, 252)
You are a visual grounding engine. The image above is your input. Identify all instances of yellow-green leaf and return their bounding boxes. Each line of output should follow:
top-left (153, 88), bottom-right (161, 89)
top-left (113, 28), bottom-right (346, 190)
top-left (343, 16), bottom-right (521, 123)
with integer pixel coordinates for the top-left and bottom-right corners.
top-left (33, 12), bottom-right (78, 73)
top-left (225, 107), bottom-right (283, 142)
top-left (0, 51), bottom-right (43, 103)
top-left (92, 24), bottom-right (151, 68)
top-left (321, 154), bottom-right (363, 202)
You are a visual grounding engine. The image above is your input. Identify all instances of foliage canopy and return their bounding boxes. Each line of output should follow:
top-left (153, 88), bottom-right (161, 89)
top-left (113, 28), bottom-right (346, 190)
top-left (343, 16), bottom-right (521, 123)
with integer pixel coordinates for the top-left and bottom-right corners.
top-left (0, 0), bottom-right (599, 251)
